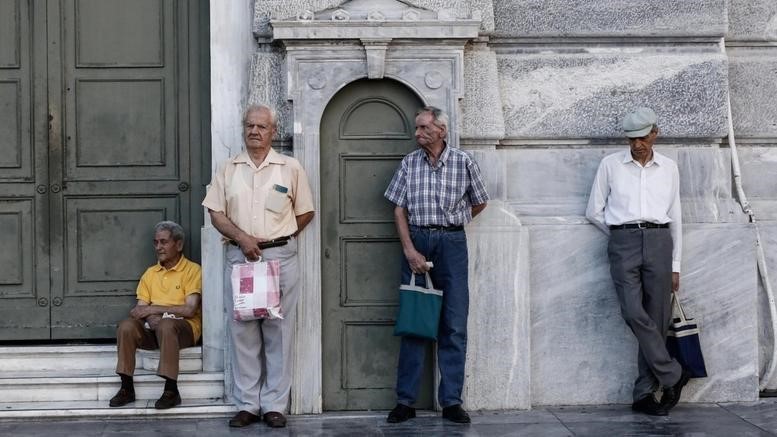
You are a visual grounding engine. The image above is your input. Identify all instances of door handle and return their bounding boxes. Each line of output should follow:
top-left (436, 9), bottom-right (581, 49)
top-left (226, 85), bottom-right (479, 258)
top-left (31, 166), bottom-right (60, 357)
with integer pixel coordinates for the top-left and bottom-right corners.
top-left (37, 298), bottom-right (49, 307)
top-left (178, 182), bottom-right (190, 192)
top-left (50, 184), bottom-right (61, 193)
top-left (53, 297), bottom-right (63, 306)
top-left (324, 248), bottom-right (331, 259)
top-left (36, 185), bottom-right (47, 194)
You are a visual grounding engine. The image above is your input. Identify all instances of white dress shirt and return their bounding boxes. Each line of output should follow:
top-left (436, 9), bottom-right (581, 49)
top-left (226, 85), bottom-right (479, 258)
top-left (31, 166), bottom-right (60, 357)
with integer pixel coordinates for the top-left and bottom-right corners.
top-left (586, 150), bottom-right (682, 272)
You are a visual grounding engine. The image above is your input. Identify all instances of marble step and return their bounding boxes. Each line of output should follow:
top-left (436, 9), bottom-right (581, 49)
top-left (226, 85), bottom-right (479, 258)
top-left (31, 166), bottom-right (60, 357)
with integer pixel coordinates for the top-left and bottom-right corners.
top-left (0, 345), bottom-right (202, 373)
top-left (0, 372), bottom-right (224, 403)
top-left (0, 399), bottom-right (236, 419)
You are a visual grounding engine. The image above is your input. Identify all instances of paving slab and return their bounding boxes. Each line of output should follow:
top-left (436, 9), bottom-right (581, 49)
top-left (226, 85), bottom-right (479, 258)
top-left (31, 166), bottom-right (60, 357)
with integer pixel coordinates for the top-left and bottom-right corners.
top-left (1, 401), bottom-right (776, 436)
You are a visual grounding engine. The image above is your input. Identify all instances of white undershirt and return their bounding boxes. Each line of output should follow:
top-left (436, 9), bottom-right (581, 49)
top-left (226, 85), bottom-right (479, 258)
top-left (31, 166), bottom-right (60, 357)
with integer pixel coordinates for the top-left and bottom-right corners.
top-left (586, 150), bottom-right (682, 272)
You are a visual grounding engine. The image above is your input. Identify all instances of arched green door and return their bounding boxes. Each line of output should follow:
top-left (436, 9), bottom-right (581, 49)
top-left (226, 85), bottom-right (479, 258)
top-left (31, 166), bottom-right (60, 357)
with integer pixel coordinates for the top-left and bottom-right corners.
top-left (320, 79), bottom-right (434, 410)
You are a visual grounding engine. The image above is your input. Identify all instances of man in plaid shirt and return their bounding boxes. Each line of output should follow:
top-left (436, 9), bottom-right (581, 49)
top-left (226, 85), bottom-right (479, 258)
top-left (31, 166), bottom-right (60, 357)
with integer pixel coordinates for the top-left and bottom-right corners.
top-left (384, 106), bottom-right (488, 424)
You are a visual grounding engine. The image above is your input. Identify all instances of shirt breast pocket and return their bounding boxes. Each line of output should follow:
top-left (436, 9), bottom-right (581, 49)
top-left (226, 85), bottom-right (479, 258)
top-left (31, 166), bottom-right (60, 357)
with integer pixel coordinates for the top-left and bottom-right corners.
top-left (266, 184), bottom-right (291, 214)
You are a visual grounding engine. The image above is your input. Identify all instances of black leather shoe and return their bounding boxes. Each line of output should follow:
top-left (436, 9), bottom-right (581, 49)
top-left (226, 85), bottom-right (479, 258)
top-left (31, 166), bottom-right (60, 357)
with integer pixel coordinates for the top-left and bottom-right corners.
top-left (108, 388), bottom-right (135, 407)
top-left (661, 370), bottom-right (691, 410)
top-left (386, 404), bottom-right (416, 423)
top-left (154, 390), bottom-right (181, 410)
top-left (442, 404), bottom-right (471, 424)
top-left (631, 395), bottom-right (668, 416)
top-left (263, 411), bottom-right (287, 428)
top-left (229, 410), bottom-right (261, 427)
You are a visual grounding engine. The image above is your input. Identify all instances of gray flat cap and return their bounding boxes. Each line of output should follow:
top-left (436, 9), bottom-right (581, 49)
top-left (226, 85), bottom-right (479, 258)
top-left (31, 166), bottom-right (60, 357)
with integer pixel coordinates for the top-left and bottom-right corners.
top-left (622, 107), bottom-right (657, 138)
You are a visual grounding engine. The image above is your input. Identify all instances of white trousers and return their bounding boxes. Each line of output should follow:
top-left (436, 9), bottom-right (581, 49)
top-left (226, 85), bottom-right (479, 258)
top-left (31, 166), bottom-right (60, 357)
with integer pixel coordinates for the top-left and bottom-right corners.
top-left (224, 238), bottom-right (299, 414)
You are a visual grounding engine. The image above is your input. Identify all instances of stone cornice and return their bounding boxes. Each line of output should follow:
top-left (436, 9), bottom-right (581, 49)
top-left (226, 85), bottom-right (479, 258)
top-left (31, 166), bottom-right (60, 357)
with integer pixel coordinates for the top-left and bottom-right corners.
top-left (271, 19), bottom-right (480, 41)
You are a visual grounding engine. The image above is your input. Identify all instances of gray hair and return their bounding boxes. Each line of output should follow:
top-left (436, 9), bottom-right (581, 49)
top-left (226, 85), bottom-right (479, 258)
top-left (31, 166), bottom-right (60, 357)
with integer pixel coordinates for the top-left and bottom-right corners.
top-left (416, 106), bottom-right (449, 131)
top-left (154, 221), bottom-right (185, 242)
top-left (242, 104), bottom-right (278, 128)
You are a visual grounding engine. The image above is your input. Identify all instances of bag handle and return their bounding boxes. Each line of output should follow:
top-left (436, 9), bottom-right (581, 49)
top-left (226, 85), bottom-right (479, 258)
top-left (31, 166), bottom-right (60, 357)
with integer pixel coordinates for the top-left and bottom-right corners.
top-left (405, 262), bottom-right (436, 290)
top-left (671, 292), bottom-right (689, 322)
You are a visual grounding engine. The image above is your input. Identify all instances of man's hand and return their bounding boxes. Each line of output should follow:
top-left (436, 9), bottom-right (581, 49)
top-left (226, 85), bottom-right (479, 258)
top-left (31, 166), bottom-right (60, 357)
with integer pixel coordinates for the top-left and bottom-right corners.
top-left (146, 314), bottom-right (163, 330)
top-left (130, 305), bottom-right (153, 320)
top-left (236, 235), bottom-right (263, 261)
top-left (672, 272), bottom-right (680, 292)
top-left (405, 248), bottom-right (430, 274)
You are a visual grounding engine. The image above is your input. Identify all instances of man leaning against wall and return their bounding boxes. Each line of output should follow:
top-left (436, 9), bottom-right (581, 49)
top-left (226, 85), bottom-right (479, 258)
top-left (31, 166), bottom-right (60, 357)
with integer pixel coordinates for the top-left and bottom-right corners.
top-left (202, 104), bottom-right (315, 429)
top-left (586, 107), bottom-right (690, 416)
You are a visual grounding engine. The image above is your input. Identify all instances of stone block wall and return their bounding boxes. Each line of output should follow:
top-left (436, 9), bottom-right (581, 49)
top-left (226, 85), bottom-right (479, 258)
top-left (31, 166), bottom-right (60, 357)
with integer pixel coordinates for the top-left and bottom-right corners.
top-left (237, 0), bottom-right (777, 409)
top-left (727, 0), bottom-right (777, 392)
top-left (464, 0), bottom-right (770, 405)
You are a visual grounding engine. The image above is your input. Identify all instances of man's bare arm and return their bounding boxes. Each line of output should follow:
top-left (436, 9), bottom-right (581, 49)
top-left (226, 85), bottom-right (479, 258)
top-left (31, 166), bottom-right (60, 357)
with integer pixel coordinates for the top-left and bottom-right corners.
top-left (295, 211), bottom-right (314, 236)
top-left (472, 202), bottom-right (487, 218)
top-left (394, 206), bottom-right (429, 274)
top-left (209, 209), bottom-right (262, 260)
top-left (130, 293), bottom-right (201, 320)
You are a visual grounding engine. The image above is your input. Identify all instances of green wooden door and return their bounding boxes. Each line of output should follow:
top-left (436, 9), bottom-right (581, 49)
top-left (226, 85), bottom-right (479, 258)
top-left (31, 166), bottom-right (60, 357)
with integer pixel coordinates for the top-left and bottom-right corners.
top-left (0, 0), bottom-right (208, 340)
top-left (321, 79), bottom-right (434, 410)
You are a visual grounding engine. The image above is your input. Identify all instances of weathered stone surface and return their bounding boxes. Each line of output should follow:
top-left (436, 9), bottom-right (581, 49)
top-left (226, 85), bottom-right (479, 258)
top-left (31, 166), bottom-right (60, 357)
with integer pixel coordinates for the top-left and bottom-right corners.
top-left (256, 0), bottom-right (494, 37)
top-left (501, 147), bottom-right (743, 224)
top-left (728, 48), bottom-right (777, 138)
top-left (529, 224), bottom-right (759, 405)
top-left (757, 223), bottom-right (777, 390)
top-left (498, 52), bottom-right (729, 139)
top-left (738, 145), bottom-right (777, 222)
top-left (728, 0), bottom-right (777, 41)
top-left (493, 0), bottom-right (726, 37)
top-left (209, 0), bottom-right (256, 163)
top-left (464, 204), bottom-right (531, 410)
top-left (248, 50), bottom-right (291, 140)
top-left (462, 44), bottom-right (505, 142)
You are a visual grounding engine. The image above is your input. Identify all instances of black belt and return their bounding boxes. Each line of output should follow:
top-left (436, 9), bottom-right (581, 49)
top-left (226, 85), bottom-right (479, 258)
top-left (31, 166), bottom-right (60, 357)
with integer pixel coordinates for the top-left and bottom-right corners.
top-left (416, 225), bottom-right (464, 232)
top-left (609, 222), bottom-right (669, 230)
top-left (229, 235), bottom-right (291, 249)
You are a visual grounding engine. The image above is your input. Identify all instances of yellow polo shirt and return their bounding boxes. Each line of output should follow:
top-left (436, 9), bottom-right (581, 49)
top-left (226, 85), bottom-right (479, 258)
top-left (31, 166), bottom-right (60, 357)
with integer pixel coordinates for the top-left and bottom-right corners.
top-left (202, 149), bottom-right (315, 240)
top-left (136, 256), bottom-right (202, 342)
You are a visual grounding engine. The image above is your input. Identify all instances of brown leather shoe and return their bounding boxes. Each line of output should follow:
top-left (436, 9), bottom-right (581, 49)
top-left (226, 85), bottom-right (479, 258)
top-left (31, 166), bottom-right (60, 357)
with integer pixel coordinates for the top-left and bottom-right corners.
top-left (263, 411), bottom-right (287, 428)
top-left (154, 390), bottom-right (181, 410)
top-left (108, 388), bottom-right (135, 407)
top-left (229, 410), bottom-right (261, 428)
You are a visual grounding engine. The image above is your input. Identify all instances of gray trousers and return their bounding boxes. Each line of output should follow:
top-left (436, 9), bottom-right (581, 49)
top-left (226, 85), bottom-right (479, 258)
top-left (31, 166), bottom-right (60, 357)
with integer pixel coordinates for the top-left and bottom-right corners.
top-left (608, 227), bottom-right (682, 401)
top-left (224, 238), bottom-right (299, 414)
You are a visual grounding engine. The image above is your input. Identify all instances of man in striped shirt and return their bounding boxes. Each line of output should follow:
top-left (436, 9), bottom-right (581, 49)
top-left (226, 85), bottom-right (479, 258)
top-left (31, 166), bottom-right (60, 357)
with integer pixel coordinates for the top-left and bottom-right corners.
top-left (384, 106), bottom-right (489, 424)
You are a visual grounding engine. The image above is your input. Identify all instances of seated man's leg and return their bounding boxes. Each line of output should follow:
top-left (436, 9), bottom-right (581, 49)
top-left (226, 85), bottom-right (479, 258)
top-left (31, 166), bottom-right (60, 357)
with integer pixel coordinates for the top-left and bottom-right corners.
top-left (153, 317), bottom-right (195, 409)
top-left (111, 318), bottom-right (155, 407)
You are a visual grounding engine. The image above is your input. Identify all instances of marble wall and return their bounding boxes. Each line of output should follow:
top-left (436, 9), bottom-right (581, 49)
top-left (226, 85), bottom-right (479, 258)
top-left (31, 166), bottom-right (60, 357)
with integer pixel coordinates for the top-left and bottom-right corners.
top-left (209, 0), bottom-right (777, 411)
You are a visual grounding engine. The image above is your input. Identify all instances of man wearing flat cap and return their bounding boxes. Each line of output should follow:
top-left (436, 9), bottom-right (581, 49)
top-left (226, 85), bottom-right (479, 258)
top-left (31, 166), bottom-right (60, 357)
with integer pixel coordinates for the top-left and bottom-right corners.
top-left (586, 107), bottom-right (690, 416)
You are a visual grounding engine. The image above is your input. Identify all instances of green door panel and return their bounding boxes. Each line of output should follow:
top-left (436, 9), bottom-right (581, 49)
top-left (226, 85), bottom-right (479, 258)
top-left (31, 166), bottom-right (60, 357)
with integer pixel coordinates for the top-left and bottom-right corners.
top-left (0, 0), bottom-right (208, 341)
top-left (321, 79), bottom-right (434, 410)
top-left (0, 0), bottom-right (50, 340)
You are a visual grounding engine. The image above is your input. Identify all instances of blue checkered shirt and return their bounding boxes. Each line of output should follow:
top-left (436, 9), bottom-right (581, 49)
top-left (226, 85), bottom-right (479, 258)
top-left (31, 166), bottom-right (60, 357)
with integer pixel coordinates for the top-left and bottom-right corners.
top-left (384, 146), bottom-right (489, 226)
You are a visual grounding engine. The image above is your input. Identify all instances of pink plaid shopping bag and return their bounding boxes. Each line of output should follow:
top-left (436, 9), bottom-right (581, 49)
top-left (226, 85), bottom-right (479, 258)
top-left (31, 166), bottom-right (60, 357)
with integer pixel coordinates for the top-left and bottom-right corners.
top-left (231, 259), bottom-right (282, 321)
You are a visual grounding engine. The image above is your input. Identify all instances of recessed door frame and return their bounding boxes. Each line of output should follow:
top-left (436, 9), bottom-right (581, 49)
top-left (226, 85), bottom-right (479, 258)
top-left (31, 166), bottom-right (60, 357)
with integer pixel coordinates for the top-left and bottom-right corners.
top-left (269, 11), bottom-right (479, 412)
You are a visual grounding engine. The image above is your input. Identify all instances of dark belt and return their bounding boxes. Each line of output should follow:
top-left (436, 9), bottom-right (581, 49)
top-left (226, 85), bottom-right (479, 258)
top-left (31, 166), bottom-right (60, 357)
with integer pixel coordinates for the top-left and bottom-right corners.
top-left (416, 225), bottom-right (464, 232)
top-left (609, 222), bottom-right (669, 230)
top-left (229, 235), bottom-right (291, 249)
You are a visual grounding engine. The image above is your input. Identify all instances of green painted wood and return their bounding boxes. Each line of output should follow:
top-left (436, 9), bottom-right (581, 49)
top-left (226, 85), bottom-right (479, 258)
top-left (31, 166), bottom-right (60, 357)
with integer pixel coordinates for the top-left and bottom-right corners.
top-left (0, 0), bottom-right (51, 340)
top-left (0, 0), bottom-right (208, 340)
top-left (321, 79), bottom-right (434, 410)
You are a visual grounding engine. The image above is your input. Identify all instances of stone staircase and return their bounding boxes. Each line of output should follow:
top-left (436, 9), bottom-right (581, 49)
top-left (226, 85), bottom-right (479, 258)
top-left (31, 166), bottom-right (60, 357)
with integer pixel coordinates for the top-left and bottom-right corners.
top-left (0, 345), bottom-right (234, 418)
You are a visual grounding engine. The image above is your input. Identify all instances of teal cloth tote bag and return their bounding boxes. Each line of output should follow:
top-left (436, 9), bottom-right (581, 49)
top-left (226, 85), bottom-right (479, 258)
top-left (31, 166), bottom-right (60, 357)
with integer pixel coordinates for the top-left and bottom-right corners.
top-left (393, 272), bottom-right (443, 341)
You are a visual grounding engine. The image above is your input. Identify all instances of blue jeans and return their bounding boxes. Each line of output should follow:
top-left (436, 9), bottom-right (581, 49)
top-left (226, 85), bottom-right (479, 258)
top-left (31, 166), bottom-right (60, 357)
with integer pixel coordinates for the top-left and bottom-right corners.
top-left (395, 226), bottom-right (469, 408)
